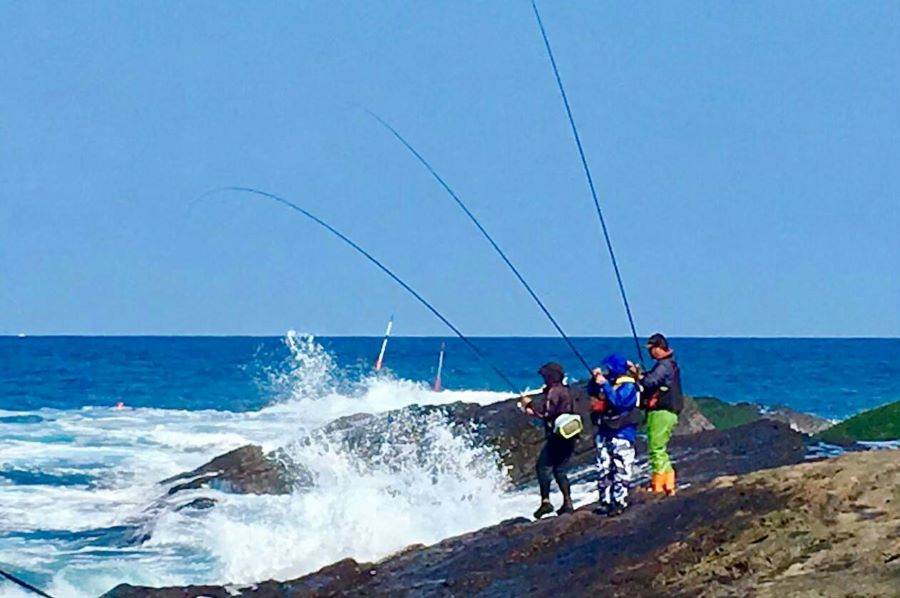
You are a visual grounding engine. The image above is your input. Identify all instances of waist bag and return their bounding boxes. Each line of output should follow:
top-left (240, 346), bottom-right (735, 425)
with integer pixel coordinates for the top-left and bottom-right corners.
top-left (553, 413), bottom-right (584, 439)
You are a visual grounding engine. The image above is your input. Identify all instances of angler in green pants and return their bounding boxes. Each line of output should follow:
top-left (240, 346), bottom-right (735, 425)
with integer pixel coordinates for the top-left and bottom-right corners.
top-left (637, 333), bottom-right (684, 495)
top-left (647, 409), bottom-right (678, 476)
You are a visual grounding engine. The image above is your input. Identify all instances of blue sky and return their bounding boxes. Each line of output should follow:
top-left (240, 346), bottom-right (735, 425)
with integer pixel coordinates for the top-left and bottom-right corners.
top-left (1, 2), bottom-right (898, 337)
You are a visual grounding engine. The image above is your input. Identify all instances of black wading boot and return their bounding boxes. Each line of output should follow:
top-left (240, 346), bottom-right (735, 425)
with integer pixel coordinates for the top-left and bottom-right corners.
top-left (556, 497), bottom-right (574, 516)
top-left (533, 500), bottom-right (554, 520)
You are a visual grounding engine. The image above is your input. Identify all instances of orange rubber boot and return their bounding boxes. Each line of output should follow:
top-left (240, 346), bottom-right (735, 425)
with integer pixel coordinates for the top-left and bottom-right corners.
top-left (663, 470), bottom-right (677, 495)
top-left (648, 472), bottom-right (665, 493)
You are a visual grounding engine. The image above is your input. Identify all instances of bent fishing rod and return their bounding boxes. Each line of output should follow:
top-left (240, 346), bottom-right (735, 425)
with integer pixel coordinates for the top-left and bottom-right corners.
top-left (0, 568), bottom-right (55, 598)
top-left (203, 186), bottom-right (522, 395)
top-left (366, 110), bottom-right (592, 375)
top-left (531, 0), bottom-right (645, 366)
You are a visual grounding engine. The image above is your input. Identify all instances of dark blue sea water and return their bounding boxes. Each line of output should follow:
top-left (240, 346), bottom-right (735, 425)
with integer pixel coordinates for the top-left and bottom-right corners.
top-left (2, 336), bottom-right (896, 419)
top-left (0, 334), bottom-right (897, 596)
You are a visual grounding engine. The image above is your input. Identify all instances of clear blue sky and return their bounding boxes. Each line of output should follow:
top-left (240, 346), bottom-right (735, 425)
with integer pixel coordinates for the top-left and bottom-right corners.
top-left (1, 2), bottom-right (898, 337)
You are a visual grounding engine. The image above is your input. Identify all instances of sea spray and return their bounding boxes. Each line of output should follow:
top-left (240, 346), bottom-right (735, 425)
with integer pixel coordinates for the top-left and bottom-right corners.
top-left (260, 333), bottom-right (510, 427)
top-left (157, 408), bottom-right (514, 584)
top-left (267, 330), bottom-right (342, 402)
top-left (146, 337), bottom-right (518, 584)
top-left (1, 333), bottom-right (518, 596)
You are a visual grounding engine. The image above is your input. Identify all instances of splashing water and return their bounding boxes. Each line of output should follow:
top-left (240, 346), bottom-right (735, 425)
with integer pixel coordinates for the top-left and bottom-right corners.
top-left (268, 331), bottom-right (341, 402)
top-left (150, 408), bottom-right (516, 585)
top-left (0, 333), bottom-right (526, 597)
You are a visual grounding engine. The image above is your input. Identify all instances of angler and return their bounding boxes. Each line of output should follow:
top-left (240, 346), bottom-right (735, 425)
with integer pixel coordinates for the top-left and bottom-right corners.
top-left (520, 362), bottom-right (579, 519)
top-left (588, 353), bottom-right (640, 517)
top-left (635, 333), bottom-right (683, 495)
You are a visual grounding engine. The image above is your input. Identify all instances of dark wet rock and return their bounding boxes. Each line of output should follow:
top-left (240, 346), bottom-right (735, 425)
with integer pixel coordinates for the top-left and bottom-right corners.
top-left (157, 390), bottom-right (716, 498)
top-left (663, 419), bottom-right (806, 482)
top-left (102, 448), bottom-right (899, 598)
top-left (160, 445), bottom-right (311, 496)
top-left (562, 418), bottom-right (807, 493)
top-left (672, 395), bottom-right (716, 435)
top-left (103, 584), bottom-right (237, 598)
top-left (762, 405), bottom-right (833, 435)
top-left (175, 497), bottom-right (217, 512)
top-left (320, 386), bottom-right (714, 487)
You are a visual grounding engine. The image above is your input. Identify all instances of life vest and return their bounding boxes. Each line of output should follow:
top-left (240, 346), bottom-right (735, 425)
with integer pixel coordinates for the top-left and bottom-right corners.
top-left (614, 375), bottom-right (640, 408)
top-left (592, 376), bottom-right (643, 430)
top-left (643, 363), bottom-right (684, 414)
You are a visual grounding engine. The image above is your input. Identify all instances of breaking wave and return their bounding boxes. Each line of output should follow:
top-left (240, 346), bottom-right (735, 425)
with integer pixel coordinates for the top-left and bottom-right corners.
top-left (0, 333), bottom-right (526, 597)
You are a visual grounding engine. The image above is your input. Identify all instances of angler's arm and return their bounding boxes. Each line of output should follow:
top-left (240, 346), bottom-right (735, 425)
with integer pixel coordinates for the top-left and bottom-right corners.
top-left (639, 364), bottom-right (665, 395)
top-left (608, 383), bottom-right (638, 411)
top-left (598, 381), bottom-right (615, 402)
top-left (521, 392), bottom-right (549, 419)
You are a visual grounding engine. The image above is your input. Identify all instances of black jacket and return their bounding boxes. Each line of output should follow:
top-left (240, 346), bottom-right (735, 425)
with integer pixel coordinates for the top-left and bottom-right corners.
top-left (640, 355), bottom-right (684, 414)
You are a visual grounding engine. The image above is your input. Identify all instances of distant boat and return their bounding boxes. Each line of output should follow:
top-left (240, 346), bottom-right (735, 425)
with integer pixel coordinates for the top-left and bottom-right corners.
top-left (17, 333), bottom-right (26, 338)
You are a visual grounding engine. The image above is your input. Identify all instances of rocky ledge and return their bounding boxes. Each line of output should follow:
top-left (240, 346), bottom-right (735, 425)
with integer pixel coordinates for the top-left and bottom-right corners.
top-left (163, 388), bottom-right (715, 503)
top-left (124, 393), bottom-right (897, 597)
top-left (105, 449), bottom-right (899, 597)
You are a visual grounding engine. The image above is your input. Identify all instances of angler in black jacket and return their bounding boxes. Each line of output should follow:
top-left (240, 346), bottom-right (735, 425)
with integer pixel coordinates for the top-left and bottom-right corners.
top-left (519, 362), bottom-right (576, 519)
top-left (636, 333), bottom-right (684, 495)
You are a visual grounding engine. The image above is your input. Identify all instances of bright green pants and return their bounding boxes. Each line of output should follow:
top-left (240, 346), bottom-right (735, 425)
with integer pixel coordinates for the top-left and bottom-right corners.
top-left (647, 410), bottom-right (678, 474)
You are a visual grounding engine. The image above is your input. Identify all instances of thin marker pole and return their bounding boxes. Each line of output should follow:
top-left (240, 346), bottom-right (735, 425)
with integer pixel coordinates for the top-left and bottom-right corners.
top-left (433, 341), bottom-right (445, 391)
top-left (374, 315), bottom-right (393, 371)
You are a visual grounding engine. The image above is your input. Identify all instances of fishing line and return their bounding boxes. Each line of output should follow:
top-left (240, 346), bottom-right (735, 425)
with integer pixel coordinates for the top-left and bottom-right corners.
top-left (366, 110), bottom-right (592, 374)
top-left (0, 568), bottom-right (55, 598)
top-left (202, 186), bottom-right (522, 395)
top-left (530, 0), bottom-right (645, 365)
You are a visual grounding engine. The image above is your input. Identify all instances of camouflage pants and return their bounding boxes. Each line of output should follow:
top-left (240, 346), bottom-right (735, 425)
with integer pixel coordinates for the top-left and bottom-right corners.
top-left (596, 436), bottom-right (635, 506)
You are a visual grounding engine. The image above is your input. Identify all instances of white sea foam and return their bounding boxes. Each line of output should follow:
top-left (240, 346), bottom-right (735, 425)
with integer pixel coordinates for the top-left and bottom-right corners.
top-left (0, 333), bottom-right (531, 597)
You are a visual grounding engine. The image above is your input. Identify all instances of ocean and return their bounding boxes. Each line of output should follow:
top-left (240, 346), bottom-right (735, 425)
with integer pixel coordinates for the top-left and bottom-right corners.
top-left (1, 334), bottom-right (897, 596)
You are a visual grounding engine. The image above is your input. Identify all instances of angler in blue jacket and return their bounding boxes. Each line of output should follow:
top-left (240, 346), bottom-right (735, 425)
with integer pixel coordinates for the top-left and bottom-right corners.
top-left (588, 353), bottom-right (640, 516)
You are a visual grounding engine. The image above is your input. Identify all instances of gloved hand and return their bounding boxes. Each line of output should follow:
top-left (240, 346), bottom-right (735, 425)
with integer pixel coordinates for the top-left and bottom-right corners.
top-left (627, 362), bottom-right (642, 379)
top-left (518, 395), bottom-right (533, 413)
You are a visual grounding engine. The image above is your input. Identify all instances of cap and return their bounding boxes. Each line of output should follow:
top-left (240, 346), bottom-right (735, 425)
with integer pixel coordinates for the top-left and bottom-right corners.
top-left (645, 333), bottom-right (669, 350)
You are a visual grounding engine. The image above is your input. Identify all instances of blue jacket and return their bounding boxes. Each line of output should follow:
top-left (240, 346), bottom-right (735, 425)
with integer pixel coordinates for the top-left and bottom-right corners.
top-left (594, 376), bottom-right (639, 443)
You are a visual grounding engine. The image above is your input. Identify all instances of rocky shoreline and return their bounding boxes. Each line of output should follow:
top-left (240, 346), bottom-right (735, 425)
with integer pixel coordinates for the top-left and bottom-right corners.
top-left (104, 449), bottom-right (899, 597)
top-left (105, 396), bottom-right (899, 597)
